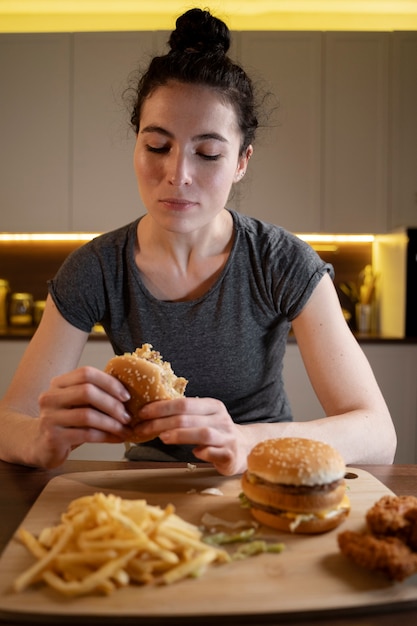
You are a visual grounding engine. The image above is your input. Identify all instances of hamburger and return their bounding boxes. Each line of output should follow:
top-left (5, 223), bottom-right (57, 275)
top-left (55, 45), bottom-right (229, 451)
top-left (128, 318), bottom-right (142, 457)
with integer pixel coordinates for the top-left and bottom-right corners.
top-left (241, 437), bottom-right (350, 534)
top-left (104, 344), bottom-right (188, 442)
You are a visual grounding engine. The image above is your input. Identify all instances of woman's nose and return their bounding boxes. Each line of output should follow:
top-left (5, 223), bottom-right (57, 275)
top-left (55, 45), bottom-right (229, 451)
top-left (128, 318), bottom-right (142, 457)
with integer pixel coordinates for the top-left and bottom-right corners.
top-left (168, 152), bottom-right (192, 186)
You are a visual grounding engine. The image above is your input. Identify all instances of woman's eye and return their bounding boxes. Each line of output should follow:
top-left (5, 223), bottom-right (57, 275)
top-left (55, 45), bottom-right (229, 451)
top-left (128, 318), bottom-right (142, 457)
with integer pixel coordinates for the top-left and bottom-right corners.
top-left (146, 145), bottom-right (169, 154)
top-left (145, 145), bottom-right (220, 160)
top-left (198, 153), bottom-right (221, 161)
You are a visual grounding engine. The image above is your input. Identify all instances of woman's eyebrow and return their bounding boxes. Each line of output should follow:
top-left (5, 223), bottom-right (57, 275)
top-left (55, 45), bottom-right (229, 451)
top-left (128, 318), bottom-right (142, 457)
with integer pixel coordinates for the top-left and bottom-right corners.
top-left (195, 132), bottom-right (228, 143)
top-left (140, 125), bottom-right (172, 137)
top-left (140, 125), bottom-right (228, 143)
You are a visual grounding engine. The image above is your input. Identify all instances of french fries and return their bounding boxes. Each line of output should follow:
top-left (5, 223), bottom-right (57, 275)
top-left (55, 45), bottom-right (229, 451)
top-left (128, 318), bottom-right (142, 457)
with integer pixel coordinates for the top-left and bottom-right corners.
top-left (13, 493), bottom-right (229, 597)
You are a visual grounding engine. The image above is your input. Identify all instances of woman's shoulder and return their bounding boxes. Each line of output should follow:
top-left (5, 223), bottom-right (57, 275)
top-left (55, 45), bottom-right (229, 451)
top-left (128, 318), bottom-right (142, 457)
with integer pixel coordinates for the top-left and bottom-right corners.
top-left (53, 219), bottom-right (139, 282)
top-left (63, 219), bottom-right (139, 270)
top-left (228, 209), bottom-right (332, 283)
top-left (229, 209), bottom-right (307, 254)
top-left (88, 219), bottom-right (140, 252)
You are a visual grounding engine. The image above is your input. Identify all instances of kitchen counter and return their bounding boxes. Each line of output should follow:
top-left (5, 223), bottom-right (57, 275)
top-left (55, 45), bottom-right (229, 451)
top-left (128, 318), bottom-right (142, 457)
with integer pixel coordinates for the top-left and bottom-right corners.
top-left (1, 326), bottom-right (416, 344)
top-left (0, 460), bottom-right (416, 626)
top-left (0, 327), bottom-right (108, 340)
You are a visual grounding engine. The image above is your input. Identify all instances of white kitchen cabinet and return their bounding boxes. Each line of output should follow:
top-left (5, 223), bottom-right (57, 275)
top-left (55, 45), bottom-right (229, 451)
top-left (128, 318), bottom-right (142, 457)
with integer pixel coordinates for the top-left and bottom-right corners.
top-left (283, 342), bottom-right (417, 464)
top-left (0, 338), bottom-right (114, 397)
top-left (390, 32), bottom-right (417, 230)
top-left (0, 34), bottom-right (71, 231)
top-left (238, 32), bottom-right (322, 231)
top-left (0, 341), bottom-right (29, 397)
top-left (71, 32), bottom-right (154, 232)
top-left (237, 32), bottom-right (391, 233)
top-left (322, 33), bottom-right (390, 233)
top-left (1, 31), bottom-right (414, 235)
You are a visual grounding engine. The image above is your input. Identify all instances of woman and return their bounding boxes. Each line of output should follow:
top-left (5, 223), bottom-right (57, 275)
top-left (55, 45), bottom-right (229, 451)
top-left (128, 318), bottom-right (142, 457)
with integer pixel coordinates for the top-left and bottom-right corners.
top-left (0, 8), bottom-right (396, 473)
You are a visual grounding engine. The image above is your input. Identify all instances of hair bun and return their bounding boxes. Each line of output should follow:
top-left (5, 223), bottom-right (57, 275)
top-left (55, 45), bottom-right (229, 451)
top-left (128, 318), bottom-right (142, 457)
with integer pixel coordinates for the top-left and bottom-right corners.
top-left (169, 8), bottom-right (230, 55)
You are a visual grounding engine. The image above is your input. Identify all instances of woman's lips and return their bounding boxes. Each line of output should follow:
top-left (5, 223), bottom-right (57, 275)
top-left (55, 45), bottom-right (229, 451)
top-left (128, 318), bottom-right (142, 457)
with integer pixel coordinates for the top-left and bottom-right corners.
top-left (160, 198), bottom-right (196, 211)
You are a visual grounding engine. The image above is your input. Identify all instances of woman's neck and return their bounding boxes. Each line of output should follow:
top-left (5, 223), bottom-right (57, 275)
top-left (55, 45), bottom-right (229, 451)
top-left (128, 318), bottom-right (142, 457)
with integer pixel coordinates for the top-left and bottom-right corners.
top-left (135, 210), bottom-right (234, 301)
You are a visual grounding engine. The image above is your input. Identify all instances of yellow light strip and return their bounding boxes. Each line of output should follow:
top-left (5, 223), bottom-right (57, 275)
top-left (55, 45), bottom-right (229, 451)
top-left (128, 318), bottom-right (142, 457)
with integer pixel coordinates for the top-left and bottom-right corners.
top-left (0, 232), bottom-right (374, 244)
top-left (0, 233), bottom-right (100, 242)
top-left (1, 1), bottom-right (417, 32)
top-left (309, 244), bottom-right (339, 252)
top-left (297, 234), bottom-right (375, 243)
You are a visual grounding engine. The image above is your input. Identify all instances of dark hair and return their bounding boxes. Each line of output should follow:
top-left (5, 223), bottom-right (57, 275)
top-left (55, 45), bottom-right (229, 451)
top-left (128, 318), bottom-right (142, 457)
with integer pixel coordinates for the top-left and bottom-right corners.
top-left (129, 8), bottom-right (259, 154)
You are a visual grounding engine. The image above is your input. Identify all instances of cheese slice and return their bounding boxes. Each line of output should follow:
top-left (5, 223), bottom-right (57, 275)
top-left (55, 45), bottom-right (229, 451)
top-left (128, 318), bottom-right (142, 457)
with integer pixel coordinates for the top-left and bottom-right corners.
top-left (286, 494), bottom-right (350, 532)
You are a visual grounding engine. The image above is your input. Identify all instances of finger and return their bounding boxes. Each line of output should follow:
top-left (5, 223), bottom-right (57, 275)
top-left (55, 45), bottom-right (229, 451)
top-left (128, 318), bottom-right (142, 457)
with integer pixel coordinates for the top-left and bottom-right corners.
top-left (50, 367), bottom-right (131, 403)
top-left (138, 397), bottom-right (220, 419)
top-left (133, 399), bottom-right (232, 442)
top-left (41, 405), bottom-right (133, 438)
top-left (127, 418), bottom-right (182, 444)
top-left (69, 429), bottom-right (127, 446)
top-left (192, 445), bottom-right (237, 476)
top-left (159, 425), bottom-right (220, 446)
top-left (37, 414), bottom-right (129, 467)
top-left (130, 411), bottom-right (202, 441)
top-left (40, 382), bottom-right (131, 426)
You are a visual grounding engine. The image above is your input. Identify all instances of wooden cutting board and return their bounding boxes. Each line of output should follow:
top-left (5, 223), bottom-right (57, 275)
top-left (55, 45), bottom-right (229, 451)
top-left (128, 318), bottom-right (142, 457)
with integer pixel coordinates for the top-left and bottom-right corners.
top-left (0, 467), bottom-right (416, 623)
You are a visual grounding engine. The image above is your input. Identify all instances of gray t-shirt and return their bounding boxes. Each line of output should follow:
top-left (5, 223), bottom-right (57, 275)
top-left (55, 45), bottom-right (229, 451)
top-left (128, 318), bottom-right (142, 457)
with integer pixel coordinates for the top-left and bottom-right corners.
top-left (49, 210), bottom-right (332, 458)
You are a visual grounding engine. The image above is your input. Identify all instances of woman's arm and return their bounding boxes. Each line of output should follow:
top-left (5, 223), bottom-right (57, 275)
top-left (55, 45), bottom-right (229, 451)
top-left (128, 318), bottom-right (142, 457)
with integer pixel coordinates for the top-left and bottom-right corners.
top-left (253, 273), bottom-right (396, 464)
top-left (0, 295), bottom-right (133, 468)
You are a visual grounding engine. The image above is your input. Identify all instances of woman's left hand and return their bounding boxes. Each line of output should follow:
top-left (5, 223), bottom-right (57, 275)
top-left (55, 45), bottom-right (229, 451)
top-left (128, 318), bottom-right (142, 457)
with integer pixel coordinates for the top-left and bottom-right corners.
top-left (132, 397), bottom-right (248, 475)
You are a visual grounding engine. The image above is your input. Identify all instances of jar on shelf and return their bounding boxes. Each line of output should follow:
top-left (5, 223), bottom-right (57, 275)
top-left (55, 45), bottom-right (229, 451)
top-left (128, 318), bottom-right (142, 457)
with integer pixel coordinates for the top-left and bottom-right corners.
top-left (0, 279), bottom-right (10, 328)
top-left (9, 292), bottom-right (34, 327)
top-left (33, 300), bottom-right (46, 325)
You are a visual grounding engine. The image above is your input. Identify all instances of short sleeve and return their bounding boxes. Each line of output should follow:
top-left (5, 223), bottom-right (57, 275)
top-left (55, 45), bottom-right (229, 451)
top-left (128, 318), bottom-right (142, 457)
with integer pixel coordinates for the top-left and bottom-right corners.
top-left (48, 242), bottom-right (106, 332)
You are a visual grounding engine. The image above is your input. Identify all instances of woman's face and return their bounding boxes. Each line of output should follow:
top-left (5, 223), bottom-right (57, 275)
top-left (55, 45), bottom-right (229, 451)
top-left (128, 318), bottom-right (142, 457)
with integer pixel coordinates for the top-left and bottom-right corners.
top-left (133, 81), bottom-right (250, 234)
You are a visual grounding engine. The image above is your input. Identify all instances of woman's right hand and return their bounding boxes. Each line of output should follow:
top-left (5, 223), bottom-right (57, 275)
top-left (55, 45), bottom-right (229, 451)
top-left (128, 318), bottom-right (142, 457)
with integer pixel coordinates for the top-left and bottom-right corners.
top-left (34, 366), bottom-right (133, 468)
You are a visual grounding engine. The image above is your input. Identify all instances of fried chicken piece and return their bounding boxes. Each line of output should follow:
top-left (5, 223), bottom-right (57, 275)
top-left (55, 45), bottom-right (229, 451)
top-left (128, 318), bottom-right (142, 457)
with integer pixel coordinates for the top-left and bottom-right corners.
top-left (338, 530), bottom-right (417, 582)
top-left (366, 495), bottom-right (417, 550)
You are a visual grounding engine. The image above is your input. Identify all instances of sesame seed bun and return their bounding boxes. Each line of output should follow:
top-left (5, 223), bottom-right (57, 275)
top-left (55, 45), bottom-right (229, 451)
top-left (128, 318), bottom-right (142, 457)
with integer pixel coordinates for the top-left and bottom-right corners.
top-left (247, 437), bottom-right (346, 486)
top-left (242, 438), bottom-right (350, 534)
top-left (104, 344), bottom-right (187, 443)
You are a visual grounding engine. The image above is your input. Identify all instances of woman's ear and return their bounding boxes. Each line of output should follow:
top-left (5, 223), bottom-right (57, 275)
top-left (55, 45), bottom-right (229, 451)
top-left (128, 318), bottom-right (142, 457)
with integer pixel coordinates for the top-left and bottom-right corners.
top-left (234, 145), bottom-right (253, 182)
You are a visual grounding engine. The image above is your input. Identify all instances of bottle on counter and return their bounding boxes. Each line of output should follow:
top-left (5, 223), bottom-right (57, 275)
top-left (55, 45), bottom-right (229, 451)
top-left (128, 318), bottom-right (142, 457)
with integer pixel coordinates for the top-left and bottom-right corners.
top-left (0, 279), bottom-right (10, 328)
top-left (33, 300), bottom-right (46, 325)
top-left (9, 292), bottom-right (34, 327)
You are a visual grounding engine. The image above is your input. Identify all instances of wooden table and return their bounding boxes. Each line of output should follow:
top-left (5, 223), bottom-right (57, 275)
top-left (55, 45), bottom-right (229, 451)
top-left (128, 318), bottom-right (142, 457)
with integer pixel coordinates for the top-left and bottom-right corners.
top-left (0, 460), bottom-right (416, 626)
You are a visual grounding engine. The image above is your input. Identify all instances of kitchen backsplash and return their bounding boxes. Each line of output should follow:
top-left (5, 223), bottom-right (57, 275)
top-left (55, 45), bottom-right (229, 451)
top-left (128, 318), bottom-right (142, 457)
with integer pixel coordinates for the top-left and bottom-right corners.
top-left (0, 241), bottom-right (77, 302)
top-left (0, 238), bottom-right (372, 330)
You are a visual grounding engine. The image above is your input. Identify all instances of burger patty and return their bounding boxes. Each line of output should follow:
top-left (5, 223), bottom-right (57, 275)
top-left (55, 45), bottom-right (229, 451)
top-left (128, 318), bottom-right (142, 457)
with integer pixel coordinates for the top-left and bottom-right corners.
top-left (247, 474), bottom-right (344, 495)
top-left (245, 498), bottom-right (300, 516)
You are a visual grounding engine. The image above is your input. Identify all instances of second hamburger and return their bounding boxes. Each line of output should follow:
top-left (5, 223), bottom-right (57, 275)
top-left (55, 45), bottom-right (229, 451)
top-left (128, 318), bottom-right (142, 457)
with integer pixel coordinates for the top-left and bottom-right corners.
top-left (241, 437), bottom-right (350, 534)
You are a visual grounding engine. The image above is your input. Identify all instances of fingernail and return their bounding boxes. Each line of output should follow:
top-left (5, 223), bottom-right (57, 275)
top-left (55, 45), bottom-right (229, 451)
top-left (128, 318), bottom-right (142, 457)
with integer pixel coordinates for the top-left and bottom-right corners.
top-left (122, 410), bottom-right (131, 423)
top-left (121, 390), bottom-right (131, 402)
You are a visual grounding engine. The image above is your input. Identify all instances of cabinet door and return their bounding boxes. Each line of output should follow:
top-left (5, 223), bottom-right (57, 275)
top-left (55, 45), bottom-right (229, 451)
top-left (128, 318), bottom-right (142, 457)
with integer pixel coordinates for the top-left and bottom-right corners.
top-left (283, 344), bottom-right (325, 420)
top-left (284, 342), bottom-right (417, 463)
top-left (72, 33), bottom-right (154, 232)
top-left (390, 32), bottom-right (417, 229)
top-left (363, 344), bottom-right (417, 464)
top-left (323, 33), bottom-right (389, 233)
top-left (238, 32), bottom-right (322, 231)
top-left (0, 341), bottom-right (27, 397)
top-left (0, 34), bottom-right (71, 231)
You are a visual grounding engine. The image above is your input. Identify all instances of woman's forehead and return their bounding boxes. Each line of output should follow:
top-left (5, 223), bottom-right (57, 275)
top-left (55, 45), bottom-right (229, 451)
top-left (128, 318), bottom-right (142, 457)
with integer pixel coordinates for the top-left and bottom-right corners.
top-left (140, 82), bottom-right (240, 135)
